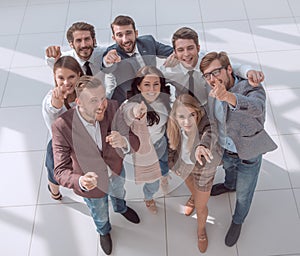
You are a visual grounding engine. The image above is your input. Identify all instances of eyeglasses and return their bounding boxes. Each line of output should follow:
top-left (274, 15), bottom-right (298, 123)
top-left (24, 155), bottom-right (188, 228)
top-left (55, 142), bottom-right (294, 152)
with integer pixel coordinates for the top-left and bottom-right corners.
top-left (202, 66), bottom-right (226, 80)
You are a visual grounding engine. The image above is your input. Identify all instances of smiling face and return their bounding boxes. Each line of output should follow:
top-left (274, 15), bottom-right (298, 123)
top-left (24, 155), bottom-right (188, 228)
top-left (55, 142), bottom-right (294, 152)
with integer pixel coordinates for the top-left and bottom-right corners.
top-left (112, 24), bottom-right (138, 53)
top-left (174, 38), bottom-right (200, 69)
top-left (54, 67), bottom-right (81, 96)
top-left (137, 74), bottom-right (161, 103)
top-left (202, 59), bottom-right (233, 90)
top-left (69, 30), bottom-right (95, 61)
top-left (76, 86), bottom-right (107, 123)
top-left (175, 105), bottom-right (198, 133)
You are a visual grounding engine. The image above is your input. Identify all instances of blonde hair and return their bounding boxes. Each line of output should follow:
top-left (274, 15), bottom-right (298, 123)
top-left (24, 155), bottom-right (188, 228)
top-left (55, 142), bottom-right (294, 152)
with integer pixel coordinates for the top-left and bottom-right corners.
top-left (167, 94), bottom-right (205, 150)
top-left (75, 75), bottom-right (105, 97)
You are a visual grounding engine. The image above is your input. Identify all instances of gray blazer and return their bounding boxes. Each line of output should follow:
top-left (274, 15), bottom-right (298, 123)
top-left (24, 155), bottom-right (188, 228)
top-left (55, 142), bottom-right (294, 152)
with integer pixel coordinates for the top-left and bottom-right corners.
top-left (207, 78), bottom-right (277, 160)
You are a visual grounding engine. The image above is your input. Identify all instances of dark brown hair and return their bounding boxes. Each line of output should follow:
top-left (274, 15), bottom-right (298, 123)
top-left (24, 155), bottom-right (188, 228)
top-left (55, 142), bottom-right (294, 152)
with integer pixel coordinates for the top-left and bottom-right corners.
top-left (111, 15), bottom-right (136, 34)
top-left (53, 56), bottom-right (84, 87)
top-left (172, 27), bottom-right (199, 49)
top-left (200, 51), bottom-right (230, 73)
top-left (129, 66), bottom-right (170, 126)
top-left (66, 22), bottom-right (96, 46)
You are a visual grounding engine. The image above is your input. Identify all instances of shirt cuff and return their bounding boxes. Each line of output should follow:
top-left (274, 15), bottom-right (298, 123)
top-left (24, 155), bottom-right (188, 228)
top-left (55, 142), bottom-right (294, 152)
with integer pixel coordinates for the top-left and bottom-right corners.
top-left (103, 58), bottom-right (113, 68)
top-left (46, 97), bottom-right (63, 113)
top-left (229, 93), bottom-right (238, 111)
top-left (79, 176), bottom-right (88, 191)
top-left (121, 137), bottom-right (130, 154)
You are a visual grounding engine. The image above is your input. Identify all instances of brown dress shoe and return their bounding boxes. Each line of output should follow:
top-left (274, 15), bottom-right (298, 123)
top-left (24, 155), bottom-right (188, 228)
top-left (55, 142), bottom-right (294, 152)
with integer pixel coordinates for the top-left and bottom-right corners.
top-left (184, 196), bottom-right (195, 216)
top-left (198, 230), bottom-right (208, 253)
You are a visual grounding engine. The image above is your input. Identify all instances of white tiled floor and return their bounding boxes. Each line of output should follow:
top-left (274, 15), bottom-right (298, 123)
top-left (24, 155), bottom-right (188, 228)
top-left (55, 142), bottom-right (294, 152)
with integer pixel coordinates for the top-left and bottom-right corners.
top-left (0, 0), bottom-right (300, 255)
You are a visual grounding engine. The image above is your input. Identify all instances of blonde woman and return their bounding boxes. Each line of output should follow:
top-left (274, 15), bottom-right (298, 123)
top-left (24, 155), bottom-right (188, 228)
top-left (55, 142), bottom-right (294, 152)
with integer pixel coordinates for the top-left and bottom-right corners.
top-left (167, 94), bottom-right (221, 253)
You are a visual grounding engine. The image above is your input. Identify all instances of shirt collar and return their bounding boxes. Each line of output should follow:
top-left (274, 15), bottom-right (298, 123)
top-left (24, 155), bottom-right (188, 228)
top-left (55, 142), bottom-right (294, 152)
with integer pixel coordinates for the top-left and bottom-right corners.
top-left (127, 46), bottom-right (139, 57)
top-left (181, 128), bottom-right (189, 139)
top-left (73, 49), bottom-right (96, 66)
top-left (179, 57), bottom-right (201, 75)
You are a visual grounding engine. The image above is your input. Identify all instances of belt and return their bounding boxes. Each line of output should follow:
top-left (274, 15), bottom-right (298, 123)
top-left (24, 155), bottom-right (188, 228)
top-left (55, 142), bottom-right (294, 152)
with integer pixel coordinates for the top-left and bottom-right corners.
top-left (225, 149), bottom-right (239, 158)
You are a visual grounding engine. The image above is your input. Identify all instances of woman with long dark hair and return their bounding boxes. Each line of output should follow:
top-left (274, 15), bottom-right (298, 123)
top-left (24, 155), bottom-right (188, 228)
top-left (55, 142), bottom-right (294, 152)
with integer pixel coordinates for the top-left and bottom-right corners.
top-left (121, 66), bottom-right (171, 214)
top-left (42, 56), bottom-right (84, 200)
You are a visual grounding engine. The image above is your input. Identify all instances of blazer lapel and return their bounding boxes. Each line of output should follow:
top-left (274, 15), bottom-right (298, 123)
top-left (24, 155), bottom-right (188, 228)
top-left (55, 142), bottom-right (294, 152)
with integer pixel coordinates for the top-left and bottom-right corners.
top-left (72, 111), bottom-right (109, 193)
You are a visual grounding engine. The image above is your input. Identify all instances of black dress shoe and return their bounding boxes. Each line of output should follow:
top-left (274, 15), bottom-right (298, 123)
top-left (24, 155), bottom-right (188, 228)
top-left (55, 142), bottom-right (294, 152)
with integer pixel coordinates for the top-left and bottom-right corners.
top-left (225, 221), bottom-right (242, 247)
top-left (210, 183), bottom-right (236, 196)
top-left (100, 233), bottom-right (112, 255)
top-left (121, 206), bottom-right (140, 224)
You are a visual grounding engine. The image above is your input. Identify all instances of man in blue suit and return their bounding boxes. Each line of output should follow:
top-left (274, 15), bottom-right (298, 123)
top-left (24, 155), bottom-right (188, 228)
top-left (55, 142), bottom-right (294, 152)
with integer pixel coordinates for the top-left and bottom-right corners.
top-left (102, 15), bottom-right (173, 105)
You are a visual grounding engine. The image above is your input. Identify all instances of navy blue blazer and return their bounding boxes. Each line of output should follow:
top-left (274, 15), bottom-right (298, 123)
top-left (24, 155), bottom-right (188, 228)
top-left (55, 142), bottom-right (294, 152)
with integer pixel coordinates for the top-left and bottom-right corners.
top-left (102, 35), bottom-right (173, 105)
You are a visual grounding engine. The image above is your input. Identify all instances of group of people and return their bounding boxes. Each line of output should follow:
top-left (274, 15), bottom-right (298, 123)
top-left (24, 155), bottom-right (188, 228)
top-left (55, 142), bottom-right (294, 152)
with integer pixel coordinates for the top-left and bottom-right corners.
top-left (42, 15), bottom-right (277, 255)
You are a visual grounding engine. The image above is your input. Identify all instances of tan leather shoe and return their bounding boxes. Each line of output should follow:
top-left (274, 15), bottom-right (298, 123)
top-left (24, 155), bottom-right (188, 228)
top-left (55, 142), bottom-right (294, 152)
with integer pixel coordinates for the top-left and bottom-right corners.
top-left (184, 196), bottom-right (195, 216)
top-left (145, 199), bottom-right (157, 214)
top-left (198, 230), bottom-right (208, 253)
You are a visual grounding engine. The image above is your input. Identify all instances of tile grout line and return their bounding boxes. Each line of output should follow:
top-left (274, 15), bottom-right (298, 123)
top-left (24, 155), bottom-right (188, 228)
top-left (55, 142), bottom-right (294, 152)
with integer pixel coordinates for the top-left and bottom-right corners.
top-left (27, 154), bottom-right (45, 256)
top-left (0, 1), bottom-right (28, 107)
top-left (163, 196), bottom-right (169, 256)
top-left (28, 0), bottom-right (72, 254)
top-left (287, 0), bottom-right (300, 35)
top-left (154, 0), bottom-right (158, 38)
top-left (197, 0), bottom-right (207, 51)
top-left (239, 2), bottom-right (296, 220)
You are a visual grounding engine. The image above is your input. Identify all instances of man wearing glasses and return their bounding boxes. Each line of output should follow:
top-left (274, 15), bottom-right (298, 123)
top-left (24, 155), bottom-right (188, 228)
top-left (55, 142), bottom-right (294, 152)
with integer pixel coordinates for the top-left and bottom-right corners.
top-left (162, 27), bottom-right (264, 105)
top-left (161, 26), bottom-right (265, 217)
top-left (200, 51), bottom-right (277, 247)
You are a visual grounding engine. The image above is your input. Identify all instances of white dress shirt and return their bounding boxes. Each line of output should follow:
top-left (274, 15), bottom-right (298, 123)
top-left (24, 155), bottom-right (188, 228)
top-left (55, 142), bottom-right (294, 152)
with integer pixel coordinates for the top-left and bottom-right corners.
top-left (103, 46), bottom-right (145, 99)
top-left (161, 50), bottom-right (252, 105)
top-left (180, 129), bottom-right (194, 165)
top-left (42, 90), bottom-right (76, 136)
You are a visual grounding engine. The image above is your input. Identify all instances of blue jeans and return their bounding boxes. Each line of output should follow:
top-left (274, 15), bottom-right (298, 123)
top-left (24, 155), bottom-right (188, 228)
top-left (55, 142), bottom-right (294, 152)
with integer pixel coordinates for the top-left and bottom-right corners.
top-left (45, 140), bottom-right (59, 185)
top-left (143, 179), bottom-right (160, 200)
top-left (223, 151), bottom-right (262, 224)
top-left (83, 167), bottom-right (127, 235)
top-left (143, 135), bottom-right (169, 200)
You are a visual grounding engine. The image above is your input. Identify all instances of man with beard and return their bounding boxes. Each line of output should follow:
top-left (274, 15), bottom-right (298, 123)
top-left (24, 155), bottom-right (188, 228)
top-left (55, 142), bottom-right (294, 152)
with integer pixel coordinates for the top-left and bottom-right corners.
top-left (45, 22), bottom-right (106, 81)
top-left (52, 76), bottom-right (140, 255)
top-left (200, 51), bottom-right (277, 247)
top-left (161, 27), bottom-right (266, 217)
top-left (101, 15), bottom-right (174, 105)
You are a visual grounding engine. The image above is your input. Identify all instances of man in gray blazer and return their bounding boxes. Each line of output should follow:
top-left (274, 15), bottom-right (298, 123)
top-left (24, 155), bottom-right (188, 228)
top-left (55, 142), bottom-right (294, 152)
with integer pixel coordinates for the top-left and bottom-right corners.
top-left (52, 76), bottom-right (140, 255)
top-left (200, 51), bottom-right (277, 247)
top-left (101, 15), bottom-right (173, 105)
